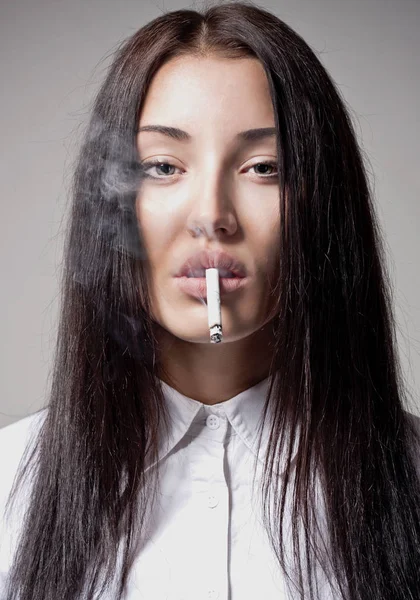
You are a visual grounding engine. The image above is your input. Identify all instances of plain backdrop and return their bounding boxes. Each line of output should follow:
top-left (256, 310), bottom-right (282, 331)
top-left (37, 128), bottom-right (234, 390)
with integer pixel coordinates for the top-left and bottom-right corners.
top-left (0, 0), bottom-right (419, 428)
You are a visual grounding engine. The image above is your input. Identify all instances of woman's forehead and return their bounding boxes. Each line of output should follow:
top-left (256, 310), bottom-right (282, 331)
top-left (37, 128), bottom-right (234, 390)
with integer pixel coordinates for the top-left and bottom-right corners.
top-left (137, 55), bottom-right (275, 132)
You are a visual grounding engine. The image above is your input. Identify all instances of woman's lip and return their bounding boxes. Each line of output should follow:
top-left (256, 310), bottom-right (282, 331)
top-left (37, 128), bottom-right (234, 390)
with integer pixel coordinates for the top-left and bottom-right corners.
top-left (177, 268), bottom-right (245, 278)
top-left (174, 276), bottom-right (248, 298)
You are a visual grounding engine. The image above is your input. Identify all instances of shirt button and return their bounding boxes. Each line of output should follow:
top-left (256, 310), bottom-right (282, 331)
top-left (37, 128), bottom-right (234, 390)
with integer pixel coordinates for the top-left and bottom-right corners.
top-left (206, 415), bottom-right (220, 429)
top-left (207, 494), bottom-right (219, 508)
top-left (207, 590), bottom-right (219, 599)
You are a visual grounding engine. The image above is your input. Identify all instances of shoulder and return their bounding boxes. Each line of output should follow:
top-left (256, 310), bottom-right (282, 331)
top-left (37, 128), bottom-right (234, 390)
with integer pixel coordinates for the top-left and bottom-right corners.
top-left (0, 409), bottom-right (48, 504)
top-left (404, 409), bottom-right (420, 436)
top-left (0, 408), bottom-right (47, 439)
top-left (403, 410), bottom-right (420, 473)
top-left (0, 410), bottom-right (48, 590)
top-left (0, 408), bottom-right (48, 455)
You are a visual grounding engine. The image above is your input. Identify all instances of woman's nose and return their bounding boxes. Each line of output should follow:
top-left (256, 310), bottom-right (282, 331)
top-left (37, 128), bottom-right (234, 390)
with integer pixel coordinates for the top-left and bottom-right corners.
top-left (186, 179), bottom-right (238, 240)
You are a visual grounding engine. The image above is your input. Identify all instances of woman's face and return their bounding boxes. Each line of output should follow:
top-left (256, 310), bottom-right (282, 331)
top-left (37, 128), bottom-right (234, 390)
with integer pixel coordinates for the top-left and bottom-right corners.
top-left (135, 55), bottom-right (280, 344)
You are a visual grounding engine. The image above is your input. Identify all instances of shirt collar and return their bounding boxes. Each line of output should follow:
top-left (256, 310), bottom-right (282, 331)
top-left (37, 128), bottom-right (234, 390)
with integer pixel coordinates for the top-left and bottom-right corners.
top-left (145, 376), bottom-right (295, 475)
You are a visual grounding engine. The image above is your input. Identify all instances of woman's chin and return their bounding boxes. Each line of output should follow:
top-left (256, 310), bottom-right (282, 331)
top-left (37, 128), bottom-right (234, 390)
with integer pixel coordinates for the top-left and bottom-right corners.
top-left (153, 319), bottom-right (260, 346)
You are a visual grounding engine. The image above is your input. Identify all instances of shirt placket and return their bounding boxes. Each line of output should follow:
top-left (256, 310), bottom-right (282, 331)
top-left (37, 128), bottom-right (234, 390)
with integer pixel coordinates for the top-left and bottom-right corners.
top-left (189, 406), bottom-right (230, 600)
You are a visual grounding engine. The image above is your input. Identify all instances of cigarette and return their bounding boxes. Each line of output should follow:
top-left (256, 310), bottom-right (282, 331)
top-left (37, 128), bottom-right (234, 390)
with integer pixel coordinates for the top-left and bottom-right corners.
top-left (205, 268), bottom-right (223, 343)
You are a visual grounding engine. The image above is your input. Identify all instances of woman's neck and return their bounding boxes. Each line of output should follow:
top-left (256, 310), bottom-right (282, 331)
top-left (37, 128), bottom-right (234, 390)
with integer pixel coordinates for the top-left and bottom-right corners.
top-left (155, 322), bottom-right (276, 405)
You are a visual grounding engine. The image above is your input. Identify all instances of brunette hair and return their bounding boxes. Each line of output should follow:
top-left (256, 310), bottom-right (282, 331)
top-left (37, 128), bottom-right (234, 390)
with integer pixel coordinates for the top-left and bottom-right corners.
top-left (5, 2), bottom-right (420, 599)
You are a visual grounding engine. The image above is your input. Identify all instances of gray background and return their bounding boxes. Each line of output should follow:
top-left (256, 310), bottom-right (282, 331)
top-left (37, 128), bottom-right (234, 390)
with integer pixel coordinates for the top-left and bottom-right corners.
top-left (1, 0), bottom-right (419, 428)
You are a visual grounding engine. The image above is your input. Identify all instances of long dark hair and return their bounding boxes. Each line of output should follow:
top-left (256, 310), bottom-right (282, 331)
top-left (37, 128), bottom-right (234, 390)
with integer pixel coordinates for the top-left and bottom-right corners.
top-left (5, 2), bottom-right (420, 598)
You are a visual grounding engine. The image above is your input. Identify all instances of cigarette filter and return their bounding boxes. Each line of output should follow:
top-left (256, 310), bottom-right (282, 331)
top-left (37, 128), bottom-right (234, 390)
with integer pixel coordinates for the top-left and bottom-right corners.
top-left (205, 268), bottom-right (223, 343)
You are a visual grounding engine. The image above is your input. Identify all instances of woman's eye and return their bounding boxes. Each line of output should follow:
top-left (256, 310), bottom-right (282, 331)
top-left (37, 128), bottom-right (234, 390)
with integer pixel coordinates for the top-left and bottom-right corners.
top-left (140, 161), bottom-right (180, 179)
top-left (248, 162), bottom-right (278, 178)
top-left (140, 160), bottom-right (278, 180)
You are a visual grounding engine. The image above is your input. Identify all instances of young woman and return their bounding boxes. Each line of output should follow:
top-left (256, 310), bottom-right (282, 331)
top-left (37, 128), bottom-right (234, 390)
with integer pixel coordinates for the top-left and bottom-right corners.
top-left (1, 2), bottom-right (419, 599)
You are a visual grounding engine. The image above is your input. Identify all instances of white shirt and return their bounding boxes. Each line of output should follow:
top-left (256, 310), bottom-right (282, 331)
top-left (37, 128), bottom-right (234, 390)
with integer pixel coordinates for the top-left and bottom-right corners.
top-left (1, 378), bottom-right (419, 600)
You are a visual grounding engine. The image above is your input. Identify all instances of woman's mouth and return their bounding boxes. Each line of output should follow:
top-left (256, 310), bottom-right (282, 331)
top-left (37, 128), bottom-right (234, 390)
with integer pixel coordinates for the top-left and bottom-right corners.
top-left (174, 274), bottom-right (248, 298)
top-left (184, 268), bottom-right (236, 278)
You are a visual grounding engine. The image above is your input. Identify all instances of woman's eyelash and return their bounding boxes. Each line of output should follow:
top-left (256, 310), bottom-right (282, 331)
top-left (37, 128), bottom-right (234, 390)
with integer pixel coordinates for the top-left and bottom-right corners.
top-left (140, 159), bottom-right (278, 179)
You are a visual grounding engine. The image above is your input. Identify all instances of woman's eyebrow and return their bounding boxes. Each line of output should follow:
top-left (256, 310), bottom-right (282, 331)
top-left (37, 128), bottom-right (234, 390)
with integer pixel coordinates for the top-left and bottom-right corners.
top-left (137, 124), bottom-right (276, 143)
